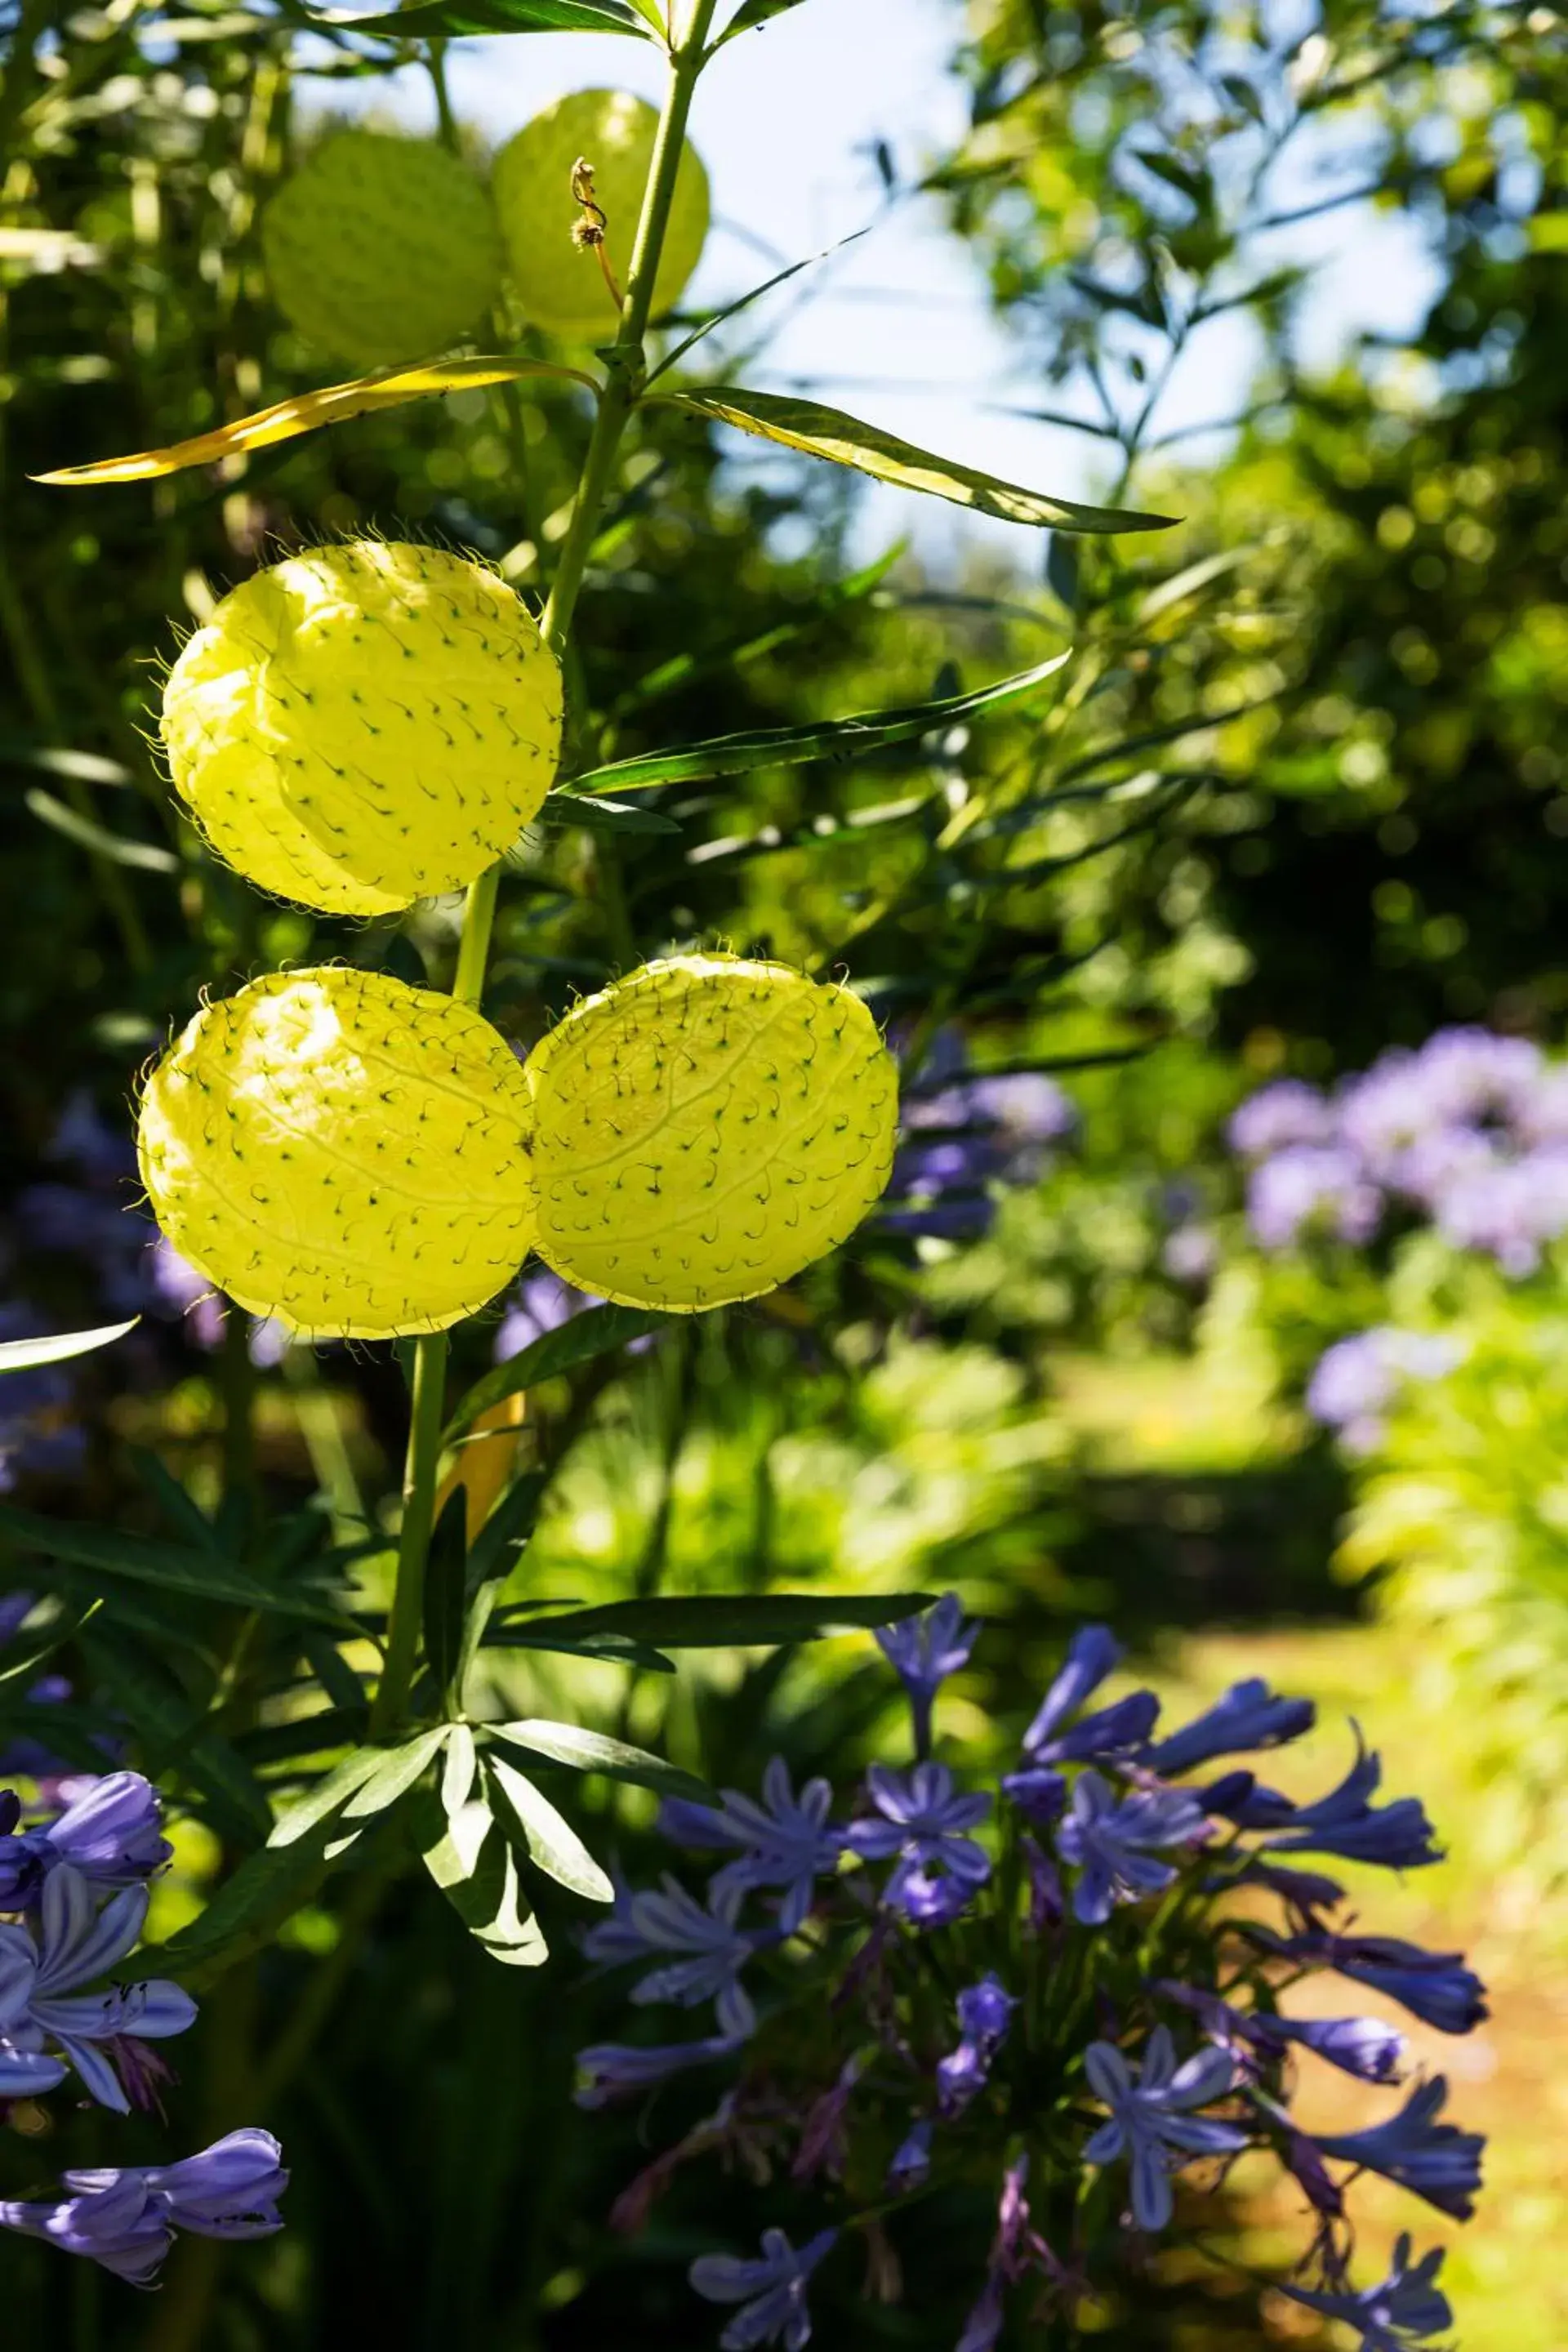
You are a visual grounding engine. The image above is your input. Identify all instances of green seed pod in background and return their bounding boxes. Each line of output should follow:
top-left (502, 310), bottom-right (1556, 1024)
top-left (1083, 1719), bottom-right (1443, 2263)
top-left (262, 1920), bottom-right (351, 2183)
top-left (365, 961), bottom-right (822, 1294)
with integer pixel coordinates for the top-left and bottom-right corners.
top-left (160, 541), bottom-right (563, 917)
top-left (138, 969), bottom-right (537, 1339)
top-left (522, 955), bottom-right (898, 1312)
top-left (492, 90), bottom-right (710, 342)
top-left (261, 129), bottom-right (504, 371)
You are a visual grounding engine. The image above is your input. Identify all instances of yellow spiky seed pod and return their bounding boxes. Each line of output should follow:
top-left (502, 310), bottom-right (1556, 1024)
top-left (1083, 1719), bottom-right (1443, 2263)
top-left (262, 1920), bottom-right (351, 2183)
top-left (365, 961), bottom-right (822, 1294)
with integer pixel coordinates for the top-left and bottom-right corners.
top-left (160, 541), bottom-right (563, 918)
top-left (138, 969), bottom-right (536, 1339)
top-left (521, 955), bottom-right (898, 1312)
top-left (261, 129), bottom-right (504, 370)
top-left (492, 90), bottom-right (710, 342)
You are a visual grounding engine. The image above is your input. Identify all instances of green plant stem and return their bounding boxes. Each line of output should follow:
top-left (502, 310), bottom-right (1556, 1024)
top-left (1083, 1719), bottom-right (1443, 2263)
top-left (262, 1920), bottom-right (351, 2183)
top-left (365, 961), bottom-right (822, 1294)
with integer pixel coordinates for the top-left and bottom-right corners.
top-left (450, 1), bottom-right (719, 1004)
top-left (378, 9), bottom-right (720, 1728)
top-left (370, 1332), bottom-right (449, 1738)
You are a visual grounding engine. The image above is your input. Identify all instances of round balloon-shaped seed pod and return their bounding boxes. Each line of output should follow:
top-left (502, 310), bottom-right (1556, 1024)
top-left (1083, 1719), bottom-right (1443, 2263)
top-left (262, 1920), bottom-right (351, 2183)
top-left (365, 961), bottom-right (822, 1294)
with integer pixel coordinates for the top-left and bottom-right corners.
top-left (522, 954), bottom-right (898, 1312)
top-left (138, 968), bottom-right (537, 1339)
top-left (160, 541), bottom-right (563, 917)
top-left (493, 90), bottom-right (710, 342)
top-left (262, 130), bottom-right (504, 370)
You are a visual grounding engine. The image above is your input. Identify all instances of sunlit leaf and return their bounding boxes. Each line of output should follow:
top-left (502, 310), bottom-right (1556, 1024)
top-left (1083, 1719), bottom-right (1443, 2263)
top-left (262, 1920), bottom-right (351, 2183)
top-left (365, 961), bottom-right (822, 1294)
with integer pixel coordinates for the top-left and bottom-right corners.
top-left (0, 1601), bottom-right (100, 1688)
top-left (487, 1755), bottom-right (614, 1904)
top-left (716, 0), bottom-right (810, 38)
top-left (0, 1317), bottom-right (137, 1373)
top-left (659, 387), bottom-right (1178, 532)
top-left (487, 1719), bottom-right (710, 1802)
top-left (561, 652), bottom-right (1072, 796)
top-left (540, 791), bottom-right (682, 836)
top-left (33, 355), bottom-right (595, 488)
top-left (340, 1726), bottom-right (449, 1820)
top-left (314, 0), bottom-right (648, 33)
top-left (268, 1746), bottom-right (385, 1848)
top-left (483, 1619), bottom-right (678, 1673)
top-left (445, 1303), bottom-right (669, 1441)
top-left (647, 229), bottom-right (869, 385)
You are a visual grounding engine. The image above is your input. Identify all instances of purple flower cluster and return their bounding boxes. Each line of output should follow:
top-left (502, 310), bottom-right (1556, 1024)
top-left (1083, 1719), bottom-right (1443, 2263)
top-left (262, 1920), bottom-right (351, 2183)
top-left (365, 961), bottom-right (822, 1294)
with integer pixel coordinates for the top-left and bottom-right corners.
top-left (0, 1769), bottom-right (289, 2284)
top-left (576, 1601), bottom-right (1486, 2350)
top-left (1233, 1027), bottom-right (1568, 1273)
top-left (880, 1030), bottom-right (1076, 1240)
top-left (0, 1775), bottom-right (189, 2114)
top-left (1305, 1326), bottom-right (1466, 1452)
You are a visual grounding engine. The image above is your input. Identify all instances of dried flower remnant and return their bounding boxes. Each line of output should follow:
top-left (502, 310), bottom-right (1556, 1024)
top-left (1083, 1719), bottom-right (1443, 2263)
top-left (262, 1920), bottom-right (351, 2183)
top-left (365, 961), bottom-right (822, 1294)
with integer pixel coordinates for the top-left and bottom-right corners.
top-left (522, 956), bottom-right (898, 1312)
top-left (160, 541), bottom-right (562, 916)
top-left (137, 968), bottom-right (537, 1339)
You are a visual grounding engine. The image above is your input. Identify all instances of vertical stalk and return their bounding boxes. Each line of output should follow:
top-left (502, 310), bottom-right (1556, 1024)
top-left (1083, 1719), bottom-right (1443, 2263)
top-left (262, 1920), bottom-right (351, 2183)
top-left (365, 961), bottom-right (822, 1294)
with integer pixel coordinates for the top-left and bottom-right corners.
top-left (376, 2), bottom-right (719, 1731)
top-left (370, 1332), bottom-right (449, 1738)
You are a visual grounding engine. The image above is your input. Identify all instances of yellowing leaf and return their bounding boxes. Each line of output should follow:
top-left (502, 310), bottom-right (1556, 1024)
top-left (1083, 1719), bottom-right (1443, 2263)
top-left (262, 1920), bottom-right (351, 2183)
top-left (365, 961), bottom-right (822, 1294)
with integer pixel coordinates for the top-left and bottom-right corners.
top-left (33, 354), bottom-right (595, 488)
top-left (661, 387), bottom-right (1178, 534)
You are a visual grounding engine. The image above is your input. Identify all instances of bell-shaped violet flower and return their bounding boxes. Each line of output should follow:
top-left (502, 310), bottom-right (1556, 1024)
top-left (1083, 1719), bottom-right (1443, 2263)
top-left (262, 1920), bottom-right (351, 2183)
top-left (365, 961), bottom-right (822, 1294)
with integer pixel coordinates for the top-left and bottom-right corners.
top-left (1142, 1677), bottom-right (1315, 1776)
top-left (1262, 1744), bottom-right (1441, 1872)
top-left (1252, 1927), bottom-right (1487, 2036)
top-left (886, 2117), bottom-right (933, 2195)
top-left (574, 2031), bottom-right (746, 2110)
top-left (690, 2225), bottom-right (836, 2350)
top-left (1082, 2027), bottom-right (1246, 2231)
top-left (1280, 2234), bottom-right (1452, 2351)
top-left (1312, 2076), bottom-right (1483, 2219)
top-left (1055, 1770), bottom-right (1208, 1925)
top-left (845, 1764), bottom-right (991, 1925)
top-left (0, 2128), bottom-right (286, 2284)
top-left (0, 1771), bottom-right (172, 1909)
top-left (937, 1971), bottom-right (1018, 2118)
top-left (1160, 1982), bottom-right (1405, 2086)
top-left (1022, 1626), bottom-right (1126, 1755)
top-left (0, 1866), bottom-right (197, 2112)
top-left (660, 1757), bottom-right (844, 1935)
top-left (875, 1592), bottom-right (979, 1758)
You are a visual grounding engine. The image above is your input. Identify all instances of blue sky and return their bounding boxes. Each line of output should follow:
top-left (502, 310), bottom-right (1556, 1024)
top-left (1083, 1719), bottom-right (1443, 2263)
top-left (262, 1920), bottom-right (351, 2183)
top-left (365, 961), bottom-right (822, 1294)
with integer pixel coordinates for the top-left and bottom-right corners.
top-left (308, 0), bottom-right (1443, 563)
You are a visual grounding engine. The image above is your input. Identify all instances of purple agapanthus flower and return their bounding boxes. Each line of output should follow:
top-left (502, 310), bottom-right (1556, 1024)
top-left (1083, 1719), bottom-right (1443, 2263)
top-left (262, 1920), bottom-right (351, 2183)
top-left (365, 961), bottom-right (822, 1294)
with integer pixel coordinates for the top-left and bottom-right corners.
top-left (0, 1866), bottom-right (197, 2113)
top-left (1259, 1744), bottom-right (1441, 1871)
top-left (1022, 1625), bottom-right (1125, 1754)
top-left (885, 2117), bottom-right (933, 2195)
top-left (660, 1757), bottom-right (844, 1934)
top-left (844, 1764), bottom-right (991, 1924)
top-left (581, 1875), bottom-right (763, 2041)
top-left (1160, 1982), bottom-right (1406, 2086)
top-left (1252, 1927), bottom-right (1487, 2035)
top-left (1306, 1328), bottom-right (1463, 1453)
top-left (1312, 2076), bottom-right (1483, 2218)
top-left (689, 2225), bottom-right (837, 2350)
top-left (1055, 1770), bottom-right (1208, 1925)
top-left (0, 1771), bottom-right (172, 1910)
top-left (0, 2128), bottom-right (286, 2284)
top-left (1246, 1144), bottom-right (1383, 1250)
top-left (574, 2032), bottom-right (747, 2109)
top-left (1228, 1080), bottom-right (1335, 1159)
top-left (1142, 1677), bottom-right (1314, 1775)
top-left (937, 1972), bottom-right (1018, 2118)
top-left (875, 1592), bottom-right (979, 1759)
top-left (1082, 2027), bottom-right (1245, 2231)
top-left (1280, 2233), bottom-right (1452, 2351)
top-left (955, 2154), bottom-right (1054, 2352)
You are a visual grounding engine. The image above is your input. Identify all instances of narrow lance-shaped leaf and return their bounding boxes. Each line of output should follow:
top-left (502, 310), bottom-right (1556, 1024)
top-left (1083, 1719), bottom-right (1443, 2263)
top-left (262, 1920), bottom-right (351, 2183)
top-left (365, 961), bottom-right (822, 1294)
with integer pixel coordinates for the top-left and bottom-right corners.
top-left (717, 0), bottom-right (811, 39)
top-left (508, 1592), bottom-right (936, 1648)
top-left (560, 651), bottom-right (1072, 797)
top-left (415, 1793), bottom-right (550, 1967)
top-left (486, 1720), bottom-right (711, 1803)
top-left (0, 1499), bottom-right (342, 1621)
top-left (487, 1755), bottom-right (613, 1904)
top-left (268, 1746), bottom-right (387, 1850)
top-left (311, 0), bottom-right (649, 34)
top-left (33, 355), bottom-right (596, 488)
top-left (444, 1303), bottom-right (669, 1441)
top-left (659, 387), bottom-right (1178, 533)
top-left (0, 1318), bottom-right (136, 1373)
top-left (25, 789), bottom-right (179, 873)
top-left (421, 1489), bottom-right (469, 1709)
top-left (538, 792), bottom-right (682, 836)
top-left (340, 1726), bottom-right (449, 1821)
